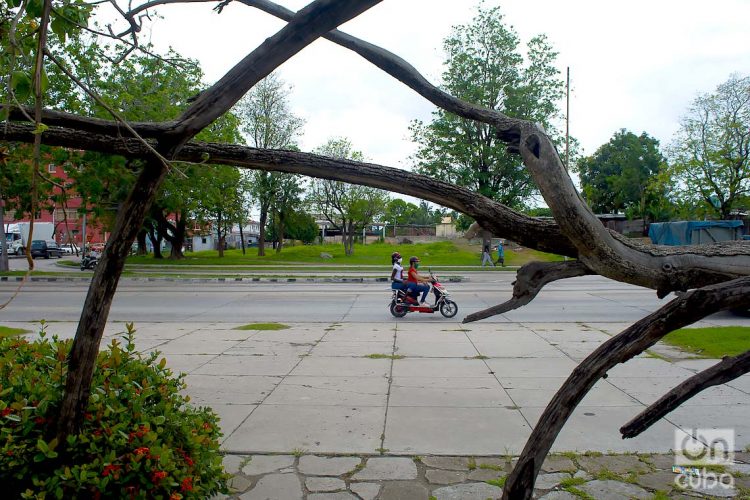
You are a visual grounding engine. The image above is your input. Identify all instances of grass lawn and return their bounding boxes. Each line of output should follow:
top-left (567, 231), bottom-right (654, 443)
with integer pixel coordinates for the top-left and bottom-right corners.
top-left (0, 326), bottom-right (31, 338)
top-left (662, 326), bottom-right (750, 358)
top-left (126, 241), bottom-right (564, 267)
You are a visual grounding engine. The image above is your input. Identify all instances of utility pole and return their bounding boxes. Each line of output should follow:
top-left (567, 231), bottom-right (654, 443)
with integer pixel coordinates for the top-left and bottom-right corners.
top-left (565, 66), bottom-right (570, 171)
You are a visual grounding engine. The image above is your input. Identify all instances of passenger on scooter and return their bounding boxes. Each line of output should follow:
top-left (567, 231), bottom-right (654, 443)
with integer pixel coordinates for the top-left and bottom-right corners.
top-left (406, 256), bottom-right (431, 306)
top-left (390, 252), bottom-right (409, 294)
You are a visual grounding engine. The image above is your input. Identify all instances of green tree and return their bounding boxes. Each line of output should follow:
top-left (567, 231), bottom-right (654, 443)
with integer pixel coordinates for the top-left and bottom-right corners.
top-left (235, 72), bottom-right (305, 256)
top-left (307, 138), bottom-right (389, 255)
top-left (668, 73), bottom-right (750, 219)
top-left (269, 173), bottom-right (304, 253)
top-left (577, 129), bottom-right (667, 226)
top-left (410, 4), bottom-right (565, 208)
top-left (194, 166), bottom-right (248, 258)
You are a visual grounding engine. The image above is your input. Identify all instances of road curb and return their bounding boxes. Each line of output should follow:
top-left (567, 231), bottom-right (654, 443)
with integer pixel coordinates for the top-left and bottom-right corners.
top-left (1, 276), bottom-right (468, 283)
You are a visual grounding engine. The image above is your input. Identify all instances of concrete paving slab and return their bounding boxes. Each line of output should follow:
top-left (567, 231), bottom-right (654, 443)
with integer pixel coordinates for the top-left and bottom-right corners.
top-left (240, 473), bottom-right (302, 500)
top-left (574, 322), bottom-right (634, 335)
top-left (183, 374), bottom-right (281, 405)
top-left (262, 376), bottom-right (388, 406)
top-left (389, 376), bottom-right (513, 408)
top-left (391, 358), bottom-right (494, 378)
top-left (322, 324), bottom-right (396, 342)
top-left (291, 356), bottom-right (391, 378)
top-left (194, 354), bottom-right (301, 376)
top-left (312, 341), bottom-right (394, 357)
top-left (431, 482), bottom-right (503, 500)
top-left (161, 353), bottom-right (217, 373)
top-left (551, 342), bottom-right (603, 360)
top-left (727, 374), bottom-right (750, 394)
top-left (531, 328), bottom-right (612, 343)
top-left (472, 338), bottom-right (567, 358)
top-left (226, 405), bottom-right (383, 454)
top-left (206, 403), bottom-right (255, 441)
top-left (502, 378), bottom-right (640, 407)
top-left (351, 457), bottom-right (418, 480)
top-left (485, 357), bottom-right (578, 378)
top-left (241, 454), bottom-right (296, 475)
top-left (224, 340), bottom-right (315, 357)
top-left (673, 358), bottom-right (722, 373)
top-left (251, 330), bottom-right (327, 343)
top-left (667, 404), bottom-right (750, 447)
top-left (159, 338), bottom-right (241, 355)
top-left (520, 405), bottom-right (686, 453)
top-left (397, 330), bottom-right (471, 343)
top-left (298, 455), bottom-right (362, 476)
top-left (607, 376), bottom-right (750, 406)
top-left (186, 329), bottom-right (256, 341)
top-left (606, 357), bottom-right (698, 378)
top-left (394, 340), bottom-right (480, 358)
top-left (384, 406), bottom-right (530, 455)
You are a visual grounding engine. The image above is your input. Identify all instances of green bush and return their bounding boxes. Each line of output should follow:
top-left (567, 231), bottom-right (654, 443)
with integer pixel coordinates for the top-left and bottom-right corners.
top-left (0, 323), bottom-right (228, 499)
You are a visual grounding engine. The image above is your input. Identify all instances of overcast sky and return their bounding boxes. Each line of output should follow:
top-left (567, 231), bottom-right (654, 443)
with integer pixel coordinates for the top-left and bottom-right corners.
top-left (134, 0), bottom-right (749, 173)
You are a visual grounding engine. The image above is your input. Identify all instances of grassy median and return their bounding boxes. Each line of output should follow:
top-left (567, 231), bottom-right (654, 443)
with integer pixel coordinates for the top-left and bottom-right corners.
top-left (662, 326), bottom-right (750, 358)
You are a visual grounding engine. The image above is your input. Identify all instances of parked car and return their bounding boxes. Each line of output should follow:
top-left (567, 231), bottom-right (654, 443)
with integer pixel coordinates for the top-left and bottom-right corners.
top-left (30, 240), bottom-right (62, 259)
top-left (60, 244), bottom-right (78, 255)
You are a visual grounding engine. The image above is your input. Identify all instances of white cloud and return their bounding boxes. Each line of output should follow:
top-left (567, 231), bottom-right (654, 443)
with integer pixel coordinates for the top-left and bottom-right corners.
top-left (133, 0), bottom-right (749, 166)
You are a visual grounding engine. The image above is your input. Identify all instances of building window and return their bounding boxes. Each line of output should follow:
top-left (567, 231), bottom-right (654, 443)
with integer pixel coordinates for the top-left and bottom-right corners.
top-left (201, 237), bottom-right (207, 244)
top-left (48, 164), bottom-right (56, 173)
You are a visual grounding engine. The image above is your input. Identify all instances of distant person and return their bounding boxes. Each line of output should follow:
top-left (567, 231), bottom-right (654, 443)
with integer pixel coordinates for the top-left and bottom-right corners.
top-left (481, 243), bottom-right (495, 267)
top-left (406, 256), bottom-right (431, 305)
top-left (496, 242), bottom-right (505, 267)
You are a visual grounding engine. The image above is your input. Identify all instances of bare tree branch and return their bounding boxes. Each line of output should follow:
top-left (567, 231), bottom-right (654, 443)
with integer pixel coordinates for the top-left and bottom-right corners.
top-left (463, 261), bottom-right (593, 323)
top-left (620, 350), bottom-right (750, 438)
top-left (502, 276), bottom-right (750, 499)
top-left (171, 0), bottom-right (384, 141)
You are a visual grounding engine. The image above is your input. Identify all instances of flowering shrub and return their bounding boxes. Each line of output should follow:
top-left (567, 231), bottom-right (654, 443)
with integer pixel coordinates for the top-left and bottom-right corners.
top-left (0, 323), bottom-right (228, 498)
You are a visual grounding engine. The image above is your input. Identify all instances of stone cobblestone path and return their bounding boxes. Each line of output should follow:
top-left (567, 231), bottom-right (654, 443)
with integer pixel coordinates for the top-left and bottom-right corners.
top-left (215, 451), bottom-right (750, 499)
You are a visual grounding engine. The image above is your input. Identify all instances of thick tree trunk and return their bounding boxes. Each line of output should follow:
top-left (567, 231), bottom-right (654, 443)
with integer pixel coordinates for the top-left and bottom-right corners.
top-left (239, 221), bottom-right (246, 255)
top-left (51, 0), bottom-right (385, 441)
top-left (217, 212), bottom-right (225, 258)
top-left (147, 225), bottom-right (163, 259)
top-left (276, 213), bottom-right (285, 253)
top-left (258, 204), bottom-right (268, 256)
top-left (168, 212), bottom-right (187, 259)
top-left (57, 157), bottom-right (170, 439)
top-left (136, 229), bottom-right (148, 255)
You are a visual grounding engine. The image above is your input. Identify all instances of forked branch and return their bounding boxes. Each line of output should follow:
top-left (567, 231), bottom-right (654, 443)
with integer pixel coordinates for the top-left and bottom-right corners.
top-left (502, 276), bottom-right (750, 499)
top-left (463, 260), bottom-right (592, 323)
top-left (620, 350), bottom-right (750, 438)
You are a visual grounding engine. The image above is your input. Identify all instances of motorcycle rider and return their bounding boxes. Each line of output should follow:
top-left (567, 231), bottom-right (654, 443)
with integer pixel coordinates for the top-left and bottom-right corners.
top-left (390, 252), bottom-right (415, 303)
top-left (406, 256), bottom-right (431, 306)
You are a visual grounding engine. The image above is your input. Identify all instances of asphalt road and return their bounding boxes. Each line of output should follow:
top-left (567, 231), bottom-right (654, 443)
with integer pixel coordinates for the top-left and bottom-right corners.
top-left (1, 276), bottom-right (746, 326)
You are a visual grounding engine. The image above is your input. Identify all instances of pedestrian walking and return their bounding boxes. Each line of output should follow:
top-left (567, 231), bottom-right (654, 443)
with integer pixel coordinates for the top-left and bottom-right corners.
top-left (481, 243), bottom-right (495, 267)
top-left (496, 242), bottom-right (505, 266)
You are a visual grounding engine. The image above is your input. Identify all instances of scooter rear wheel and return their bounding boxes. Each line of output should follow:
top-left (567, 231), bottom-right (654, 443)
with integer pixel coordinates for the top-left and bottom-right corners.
top-left (439, 299), bottom-right (458, 318)
top-left (390, 301), bottom-right (408, 318)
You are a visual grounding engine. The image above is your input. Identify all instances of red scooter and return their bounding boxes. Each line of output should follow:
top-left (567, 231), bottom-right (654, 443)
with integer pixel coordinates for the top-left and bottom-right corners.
top-left (389, 271), bottom-right (458, 318)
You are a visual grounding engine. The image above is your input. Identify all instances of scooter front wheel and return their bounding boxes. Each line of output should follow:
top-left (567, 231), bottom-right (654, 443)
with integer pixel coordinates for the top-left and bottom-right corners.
top-left (390, 301), bottom-right (408, 318)
top-left (439, 299), bottom-right (458, 318)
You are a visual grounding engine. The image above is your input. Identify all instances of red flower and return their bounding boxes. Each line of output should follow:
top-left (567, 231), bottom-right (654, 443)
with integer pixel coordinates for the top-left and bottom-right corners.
top-left (102, 464), bottom-right (121, 477)
top-left (134, 447), bottom-right (150, 456)
top-left (181, 477), bottom-right (193, 492)
top-left (151, 470), bottom-right (168, 483)
top-left (0, 408), bottom-right (11, 417)
top-left (34, 417), bottom-right (45, 425)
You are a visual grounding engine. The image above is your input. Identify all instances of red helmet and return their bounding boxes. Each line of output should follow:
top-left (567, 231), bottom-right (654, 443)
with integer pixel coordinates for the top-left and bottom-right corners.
top-left (391, 252), bottom-right (401, 263)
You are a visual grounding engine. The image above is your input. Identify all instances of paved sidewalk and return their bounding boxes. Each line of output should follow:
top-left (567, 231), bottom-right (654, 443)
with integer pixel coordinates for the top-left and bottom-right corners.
top-left (23, 319), bottom-right (750, 498)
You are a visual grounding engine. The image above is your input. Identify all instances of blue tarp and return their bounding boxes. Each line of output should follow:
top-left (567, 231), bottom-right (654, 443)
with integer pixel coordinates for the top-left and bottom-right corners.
top-left (648, 220), bottom-right (743, 245)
